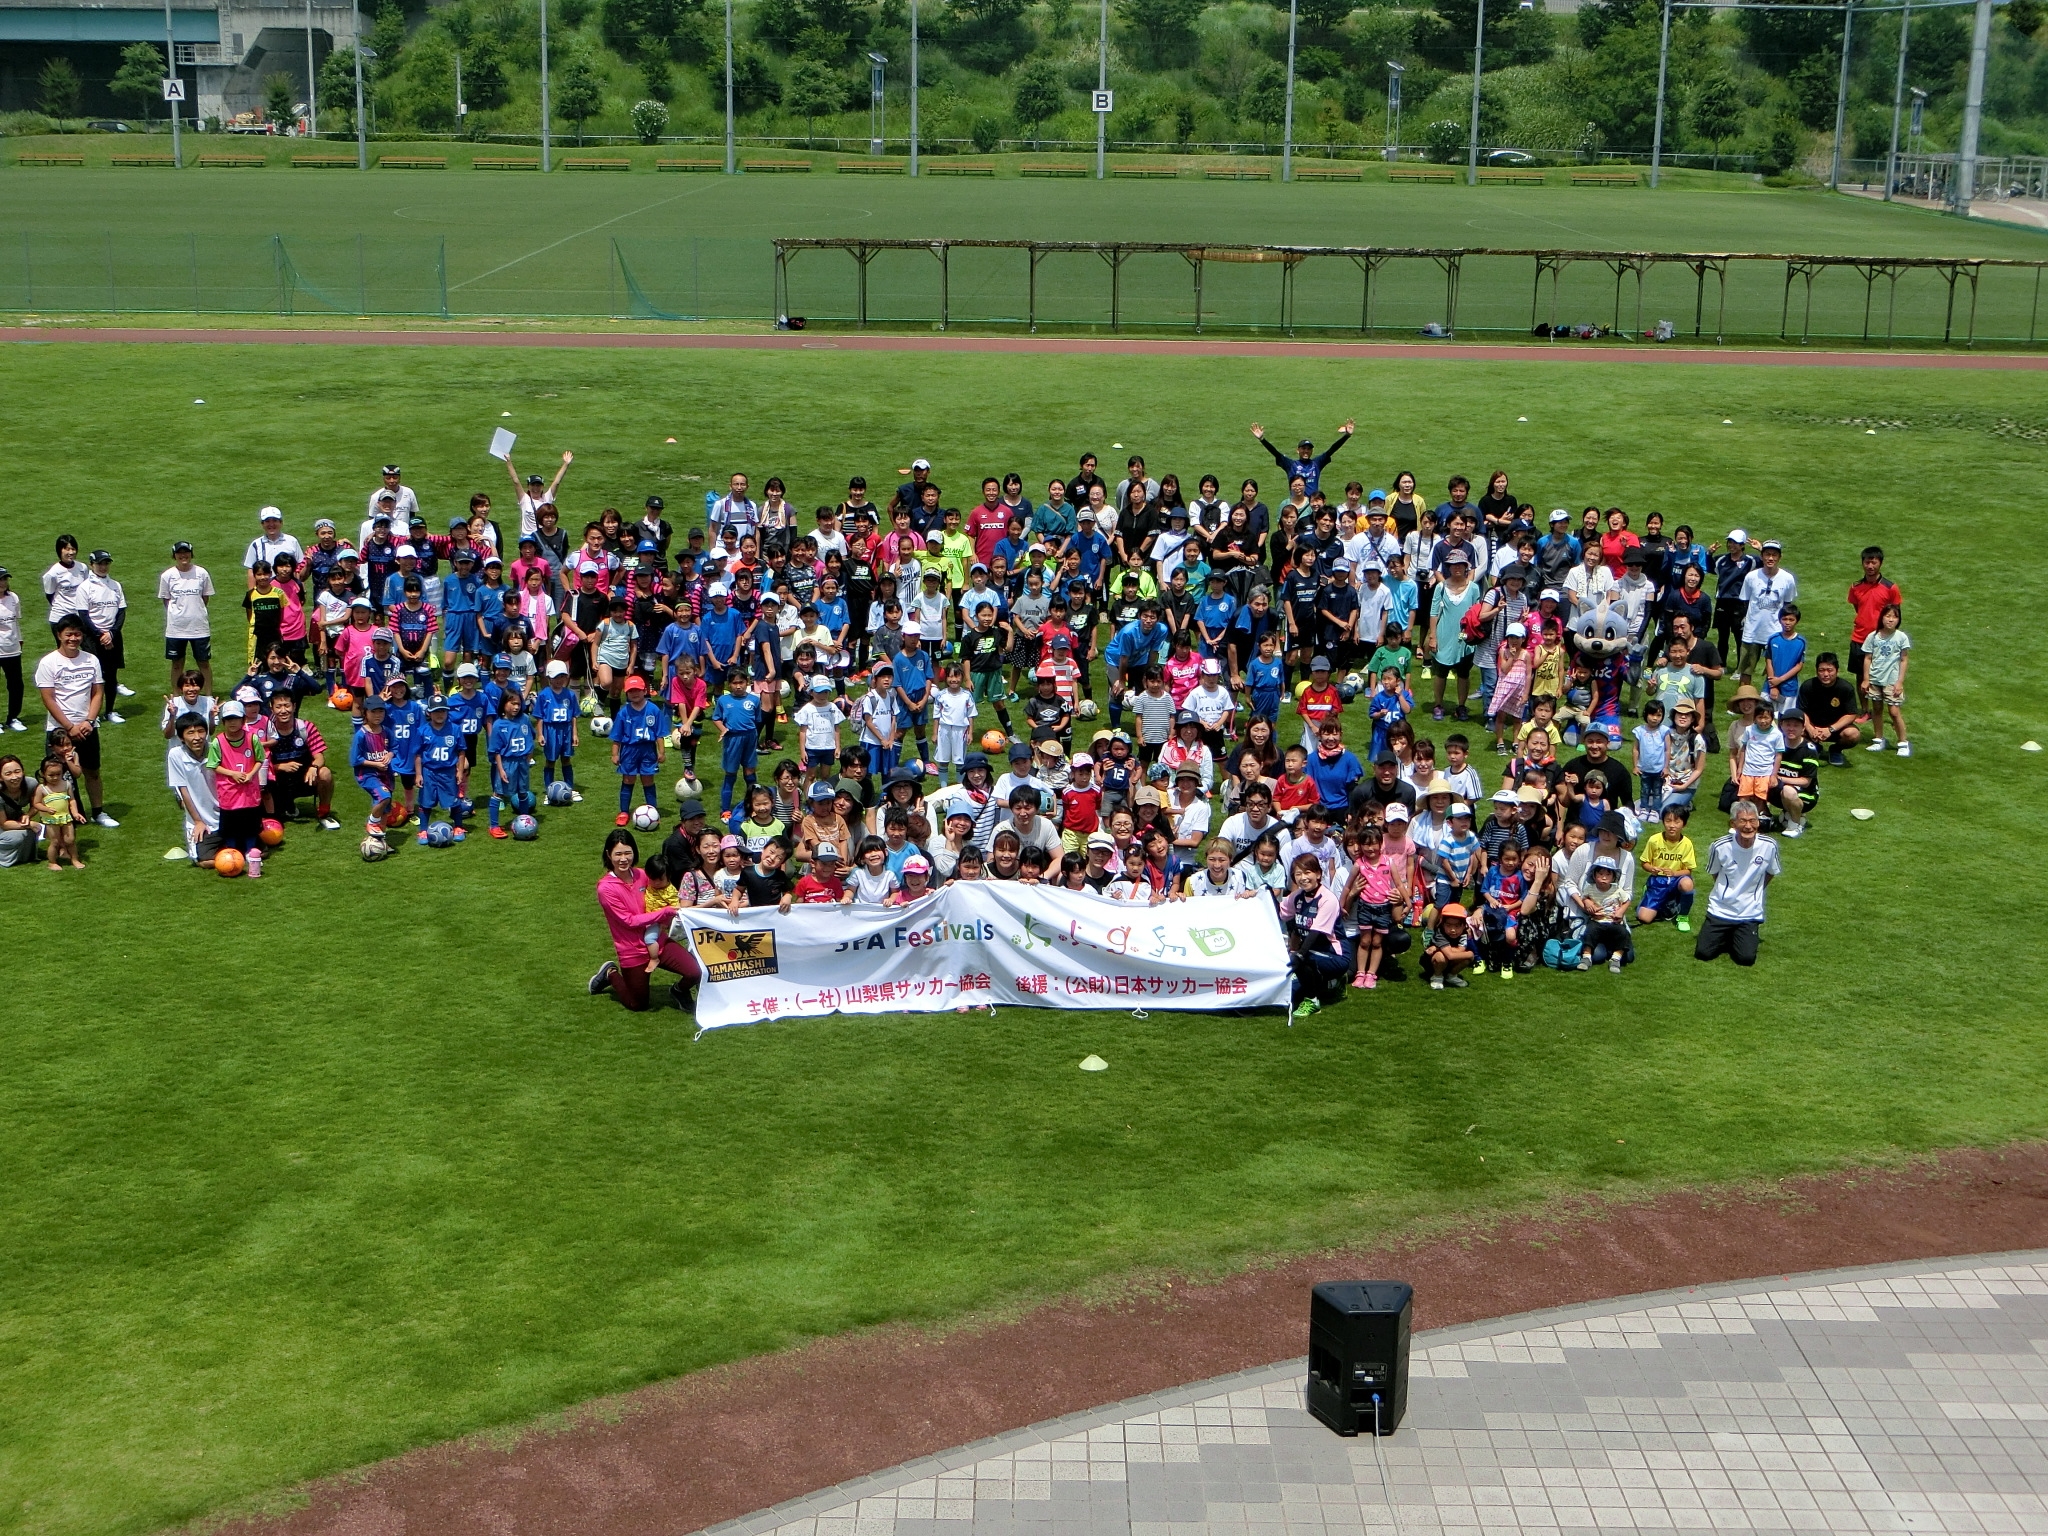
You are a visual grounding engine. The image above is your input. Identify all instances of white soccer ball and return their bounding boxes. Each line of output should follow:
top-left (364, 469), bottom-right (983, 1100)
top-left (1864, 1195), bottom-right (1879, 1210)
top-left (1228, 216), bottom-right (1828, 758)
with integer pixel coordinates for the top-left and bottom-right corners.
top-left (674, 777), bottom-right (695, 801)
top-left (359, 834), bottom-right (389, 862)
top-left (590, 714), bottom-right (613, 737)
top-left (1343, 672), bottom-right (1364, 693)
top-left (631, 803), bottom-right (662, 831)
top-left (1076, 698), bottom-right (1099, 719)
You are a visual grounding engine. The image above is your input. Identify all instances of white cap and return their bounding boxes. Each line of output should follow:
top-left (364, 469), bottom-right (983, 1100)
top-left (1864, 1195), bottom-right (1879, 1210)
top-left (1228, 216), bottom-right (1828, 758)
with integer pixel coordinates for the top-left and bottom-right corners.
top-left (1728, 527), bottom-right (1748, 544)
top-left (1384, 803), bottom-right (1410, 822)
top-left (395, 543), bottom-right (417, 558)
top-left (1450, 802), bottom-right (1473, 817)
top-left (454, 662), bottom-right (479, 679)
top-left (760, 592), bottom-right (781, 605)
top-left (1506, 622), bottom-right (1526, 637)
top-left (1548, 508), bottom-right (1569, 522)
top-left (707, 582), bottom-right (730, 598)
top-left (219, 699), bottom-right (246, 718)
top-left (259, 506), bottom-right (283, 522)
top-left (1492, 788), bottom-right (1520, 802)
top-left (1071, 752), bottom-right (1095, 768)
top-left (911, 457), bottom-right (932, 471)
top-left (900, 621), bottom-right (922, 636)
top-left (546, 659), bottom-right (570, 677)
top-left (1200, 657), bottom-right (1223, 674)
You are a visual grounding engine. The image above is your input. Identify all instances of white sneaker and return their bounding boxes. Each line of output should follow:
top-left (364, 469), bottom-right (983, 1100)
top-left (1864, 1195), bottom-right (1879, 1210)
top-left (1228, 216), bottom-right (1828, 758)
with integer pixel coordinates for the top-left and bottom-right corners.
top-left (1895, 742), bottom-right (1911, 758)
top-left (569, 789), bottom-right (584, 803)
top-left (1866, 738), bottom-right (1888, 752)
top-left (1782, 821), bottom-right (1804, 838)
top-left (6, 718), bottom-right (23, 732)
top-left (93, 810), bottom-right (119, 828)
top-left (105, 712), bottom-right (125, 724)
top-left (1608, 954), bottom-right (1624, 974)
top-left (1429, 976), bottom-right (1444, 990)
top-left (319, 815), bottom-right (342, 831)
top-left (116, 683), bottom-right (135, 697)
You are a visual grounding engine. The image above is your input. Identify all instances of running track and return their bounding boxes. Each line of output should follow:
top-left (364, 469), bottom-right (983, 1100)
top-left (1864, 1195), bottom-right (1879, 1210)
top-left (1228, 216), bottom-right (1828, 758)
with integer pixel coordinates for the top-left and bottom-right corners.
top-left (5, 326), bottom-right (2047, 368)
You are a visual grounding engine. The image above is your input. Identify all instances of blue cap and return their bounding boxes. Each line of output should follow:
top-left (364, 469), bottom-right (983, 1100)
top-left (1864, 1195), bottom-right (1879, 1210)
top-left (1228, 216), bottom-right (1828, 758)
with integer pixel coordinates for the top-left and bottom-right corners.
top-left (1368, 489), bottom-right (1388, 503)
top-left (449, 516), bottom-right (469, 530)
top-left (636, 539), bottom-right (658, 554)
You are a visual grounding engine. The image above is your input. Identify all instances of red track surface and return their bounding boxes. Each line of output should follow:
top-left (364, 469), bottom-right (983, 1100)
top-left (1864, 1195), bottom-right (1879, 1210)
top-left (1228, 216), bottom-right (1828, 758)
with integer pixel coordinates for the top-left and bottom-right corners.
top-left (6, 326), bottom-right (2048, 367)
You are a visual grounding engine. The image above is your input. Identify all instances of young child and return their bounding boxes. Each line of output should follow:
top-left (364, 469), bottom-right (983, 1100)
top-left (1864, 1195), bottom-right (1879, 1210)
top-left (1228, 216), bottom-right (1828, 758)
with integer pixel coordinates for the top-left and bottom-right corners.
top-left (1630, 699), bottom-right (1670, 818)
top-left (854, 661), bottom-right (899, 778)
top-left (1862, 602), bottom-right (1911, 757)
top-left (1163, 632), bottom-right (1202, 707)
top-left (536, 660), bottom-right (582, 801)
top-left (711, 666), bottom-right (764, 815)
top-left (1635, 805), bottom-right (1697, 931)
top-left (32, 754), bottom-right (82, 870)
top-left (1368, 667), bottom-right (1412, 763)
top-left (965, 605), bottom-right (1012, 736)
top-left (1443, 734), bottom-right (1484, 807)
top-left (1582, 857), bottom-right (1634, 973)
top-left (415, 694), bottom-right (469, 842)
top-left (932, 664), bottom-right (977, 783)
top-left (1344, 821), bottom-right (1399, 990)
top-left (1488, 623), bottom-right (1533, 754)
top-left (486, 690), bottom-right (536, 837)
top-left (611, 674), bottom-right (668, 825)
top-left (1727, 688), bottom-right (1785, 815)
top-left (1132, 667), bottom-right (1177, 765)
top-left (848, 834), bottom-right (900, 904)
top-left (349, 696), bottom-right (395, 844)
top-left (1059, 752), bottom-right (1103, 854)
top-left (1245, 632), bottom-right (1284, 725)
top-left (1476, 842), bottom-right (1527, 976)
top-left (1273, 743), bottom-right (1316, 826)
top-left (667, 653), bottom-right (707, 792)
top-left (1423, 902), bottom-right (1476, 990)
top-left (1765, 603), bottom-right (1806, 714)
top-left (794, 677), bottom-right (847, 776)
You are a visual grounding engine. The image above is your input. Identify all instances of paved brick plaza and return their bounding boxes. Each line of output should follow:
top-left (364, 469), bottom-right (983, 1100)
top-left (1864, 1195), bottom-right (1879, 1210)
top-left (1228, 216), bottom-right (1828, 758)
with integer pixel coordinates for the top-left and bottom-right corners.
top-left (717, 1255), bottom-right (2048, 1536)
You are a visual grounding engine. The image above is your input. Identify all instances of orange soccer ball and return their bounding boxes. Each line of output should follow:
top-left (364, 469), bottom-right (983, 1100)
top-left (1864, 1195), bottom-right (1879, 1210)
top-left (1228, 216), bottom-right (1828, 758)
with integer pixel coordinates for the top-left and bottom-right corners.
top-left (329, 689), bottom-right (355, 711)
top-left (213, 848), bottom-right (247, 877)
top-left (258, 819), bottom-right (285, 847)
top-left (382, 803), bottom-right (411, 829)
top-left (980, 729), bottom-right (1008, 754)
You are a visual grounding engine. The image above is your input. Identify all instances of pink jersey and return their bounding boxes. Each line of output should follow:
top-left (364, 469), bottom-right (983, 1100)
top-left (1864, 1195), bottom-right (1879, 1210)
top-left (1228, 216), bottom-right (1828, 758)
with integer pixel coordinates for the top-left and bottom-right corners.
top-left (1165, 652), bottom-right (1202, 706)
top-left (334, 622), bottom-right (376, 688)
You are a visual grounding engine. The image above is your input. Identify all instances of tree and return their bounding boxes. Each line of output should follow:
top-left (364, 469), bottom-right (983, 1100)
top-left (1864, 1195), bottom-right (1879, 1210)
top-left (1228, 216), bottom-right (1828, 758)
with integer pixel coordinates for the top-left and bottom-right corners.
top-left (2008, 0), bottom-right (2045, 37)
top-left (317, 49), bottom-right (358, 129)
top-left (732, 49), bottom-right (782, 111)
top-left (265, 72), bottom-right (298, 128)
top-left (369, 0), bottom-right (406, 80)
top-left (970, 113), bottom-right (1004, 152)
top-left (631, 97), bottom-right (670, 142)
top-left (1297, 0), bottom-right (1355, 31)
top-left (465, 36), bottom-right (510, 107)
top-left (1295, 46), bottom-right (1342, 83)
top-left (108, 41), bottom-right (166, 120)
top-left (1315, 96), bottom-right (1348, 156)
top-left (1241, 61), bottom-right (1289, 136)
top-left (37, 56), bottom-right (82, 118)
top-left (786, 55), bottom-right (841, 139)
top-left (1171, 95), bottom-right (1196, 144)
top-left (946, 0), bottom-right (1032, 74)
top-left (1423, 116), bottom-right (1465, 162)
top-left (1115, 0), bottom-right (1204, 68)
top-left (1687, 69), bottom-right (1743, 168)
top-left (558, 0), bottom-right (595, 27)
top-left (1786, 53), bottom-right (1838, 130)
top-left (1583, 13), bottom-right (1663, 149)
top-left (556, 51), bottom-right (605, 141)
top-left (1012, 59), bottom-right (1063, 141)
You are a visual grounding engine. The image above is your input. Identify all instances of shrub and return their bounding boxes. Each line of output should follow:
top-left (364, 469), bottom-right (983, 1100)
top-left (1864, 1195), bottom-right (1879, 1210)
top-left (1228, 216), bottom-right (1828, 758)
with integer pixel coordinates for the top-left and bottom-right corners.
top-left (1423, 116), bottom-right (1466, 163)
top-left (969, 113), bottom-right (1003, 151)
top-left (37, 57), bottom-right (82, 119)
top-left (631, 97), bottom-right (670, 141)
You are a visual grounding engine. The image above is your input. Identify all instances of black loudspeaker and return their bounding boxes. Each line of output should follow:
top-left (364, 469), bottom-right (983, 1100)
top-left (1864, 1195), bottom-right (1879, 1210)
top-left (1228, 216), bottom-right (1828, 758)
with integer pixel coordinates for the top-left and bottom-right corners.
top-left (1306, 1281), bottom-right (1412, 1437)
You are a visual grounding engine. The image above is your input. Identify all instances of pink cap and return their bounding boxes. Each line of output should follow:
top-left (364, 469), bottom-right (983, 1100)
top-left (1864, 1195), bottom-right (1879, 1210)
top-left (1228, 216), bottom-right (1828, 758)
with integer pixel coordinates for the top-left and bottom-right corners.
top-left (1070, 752), bottom-right (1094, 768)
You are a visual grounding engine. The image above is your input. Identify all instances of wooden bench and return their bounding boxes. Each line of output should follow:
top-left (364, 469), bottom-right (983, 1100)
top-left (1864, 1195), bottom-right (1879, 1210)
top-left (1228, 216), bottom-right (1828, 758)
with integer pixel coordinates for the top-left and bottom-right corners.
top-left (474, 156), bottom-right (540, 170)
top-left (111, 153), bottom-right (177, 167)
top-left (1112, 163), bottom-right (1178, 178)
top-left (1390, 166), bottom-right (1456, 183)
top-left (1477, 168), bottom-right (1545, 185)
top-left (378, 155), bottom-right (447, 169)
top-left (838, 159), bottom-right (904, 173)
top-left (657, 158), bottom-right (724, 172)
top-left (1570, 171), bottom-right (1639, 187)
top-left (1021, 162), bottom-right (1085, 177)
top-left (17, 153), bottom-right (85, 167)
top-left (1205, 165), bottom-right (1273, 180)
top-left (927, 161), bottom-right (995, 176)
top-left (564, 156), bottom-right (631, 171)
top-left (742, 158), bottom-right (812, 173)
top-left (292, 154), bottom-right (359, 168)
top-left (197, 154), bottom-right (267, 168)
top-left (1294, 164), bottom-right (1362, 181)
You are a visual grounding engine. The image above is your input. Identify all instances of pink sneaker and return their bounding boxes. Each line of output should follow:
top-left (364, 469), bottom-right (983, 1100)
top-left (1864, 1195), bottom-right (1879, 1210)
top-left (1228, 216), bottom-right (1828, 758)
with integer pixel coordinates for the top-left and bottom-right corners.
top-left (1362, 972), bottom-right (1378, 989)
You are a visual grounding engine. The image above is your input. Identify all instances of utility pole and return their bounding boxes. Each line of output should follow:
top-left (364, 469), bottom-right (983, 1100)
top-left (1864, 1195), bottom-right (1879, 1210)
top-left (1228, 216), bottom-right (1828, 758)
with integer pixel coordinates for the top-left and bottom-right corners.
top-left (1096, 0), bottom-right (1108, 179)
top-left (353, 0), bottom-right (366, 169)
top-left (162, 0), bottom-right (181, 167)
top-left (1281, 0), bottom-right (1298, 181)
top-left (910, 0), bottom-right (919, 174)
top-left (724, 0), bottom-right (735, 173)
top-left (1954, 0), bottom-right (1992, 214)
top-left (1828, 0), bottom-right (1855, 189)
top-left (1650, 0), bottom-right (1672, 187)
top-left (1465, 0), bottom-right (1485, 186)
top-left (539, 0), bottom-right (552, 171)
top-left (307, 0), bottom-right (319, 138)
top-left (1884, 1), bottom-right (1911, 201)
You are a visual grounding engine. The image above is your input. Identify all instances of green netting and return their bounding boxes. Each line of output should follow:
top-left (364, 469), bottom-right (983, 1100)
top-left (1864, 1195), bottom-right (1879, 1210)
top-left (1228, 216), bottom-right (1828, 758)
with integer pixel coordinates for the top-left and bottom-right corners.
top-left (607, 238), bottom-right (773, 321)
top-left (0, 233), bottom-right (448, 317)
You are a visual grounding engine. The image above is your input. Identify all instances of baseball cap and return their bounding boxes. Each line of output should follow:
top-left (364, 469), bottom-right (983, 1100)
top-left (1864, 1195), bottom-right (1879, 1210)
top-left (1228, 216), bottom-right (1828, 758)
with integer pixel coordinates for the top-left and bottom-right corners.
top-left (814, 841), bottom-right (842, 861)
top-left (900, 621), bottom-right (922, 636)
top-left (370, 627), bottom-right (394, 644)
top-left (395, 543), bottom-right (417, 559)
top-left (1439, 902), bottom-right (1468, 920)
top-left (219, 700), bottom-right (246, 718)
top-left (546, 660), bottom-right (570, 677)
top-left (1038, 739), bottom-right (1066, 758)
top-left (1008, 742), bottom-right (1033, 760)
top-left (902, 855), bottom-right (932, 875)
top-left (1051, 633), bottom-right (1072, 648)
top-left (1539, 587), bottom-right (1563, 603)
top-left (348, 596), bottom-right (373, 610)
top-left (483, 555), bottom-right (503, 568)
top-left (1506, 622), bottom-right (1527, 637)
top-left (1078, 508), bottom-right (1097, 521)
top-left (1384, 803), bottom-right (1410, 823)
top-left (1310, 656), bottom-right (1332, 672)
top-left (450, 517), bottom-right (471, 531)
top-left (1329, 557), bottom-right (1352, 573)
top-left (707, 582), bottom-right (730, 598)
top-left (872, 660), bottom-right (894, 674)
top-left (635, 538), bottom-right (658, 554)
top-left (89, 548), bottom-right (112, 563)
top-left (1071, 752), bottom-right (1095, 768)
top-left (454, 662), bottom-right (479, 679)
top-left (361, 695), bottom-right (386, 712)
top-left (1591, 855), bottom-right (1619, 873)
top-left (1549, 509), bottom-right (1569, 523)
top-left (1174, 708), bottom-right (1197, 725)
top-left (426, 694), bottom-right (450, 711)
top-left (1201, 657), bottom-right (1222, 673)
top-left (1623, 547), bottom-right (1646, 565)
top-left (969, 561), bottom-right (988, 573)
top-left (719, 834), bottom-right (742, 851)
top-left (1728, 527), bottom-right (1749, 543)
top-left (622, 674), bottom-right (648, 691)
top-left (807, 780), bottom-right (836, 800)
top-left (490, 654), bottom-right (511, 669)
top-left (1086, 831), bottom-right (1116, 851)
top-left (760, 593), bottom-right (782, 606)
top-left (383, 464), bottom-right (401, 476)
top-left (1760, 538), bottom-right (1782, 551)
top-left (679, 799), bottom-right (706, 818)
top-left (259, 506), bottom-right (282, 522)
top-left (645, 495), bottom-right (665, 511)
top-left (911, 457), bottom-right (932, 471)
top-left (1449, 802), bottom-right (1473, 818)
top-left (1135, 785), bottom-right (1163, 806)
top-left (1368, 488), bottom-right (1388, 503)
top-left (1375, 751), bottom-right (1398, 767)
top-left (808, 677), bottom-right (833, 692)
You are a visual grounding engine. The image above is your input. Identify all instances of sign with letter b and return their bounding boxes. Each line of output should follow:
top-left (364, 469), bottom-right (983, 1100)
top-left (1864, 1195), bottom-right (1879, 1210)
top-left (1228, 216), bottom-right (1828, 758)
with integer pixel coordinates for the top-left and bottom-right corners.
top-left (1092, 90), bottom-right (1113, 114)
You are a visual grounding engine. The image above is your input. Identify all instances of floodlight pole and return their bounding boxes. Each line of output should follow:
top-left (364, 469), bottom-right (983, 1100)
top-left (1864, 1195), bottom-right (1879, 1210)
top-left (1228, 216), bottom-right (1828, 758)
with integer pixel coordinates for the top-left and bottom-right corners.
top-left (1465, 0), bottom-right (1485, 185)
top-left (353, 0), bottom-right (366, 169)
top-left (1828, 0), bottom-right (1855, 188)
top-left (1649, 0), bottom-right (1672, 187)
top-left (306, 0), bottom-right (318, 138)
top-left (869, 52), bottom-right (886, 155)
top-left (724, 0), bottom-right (735, 173)
top-left (1385, 61), bottom-right (1402, 160)
top-left (910, 0), bottom-right (919, 174)
top-left (1282, 0), bottom-right (1298, 180)
top-left (163, 0), bottom-right (181, 167)
top-left (1953, 0), bottom-right (1991, 214)
top-left (1096, 0), bottom-right (1107, 179)
top-left (539, 0), bottom-right (552, 171)
top-left (1883, 1), bottom-right (1911, 201)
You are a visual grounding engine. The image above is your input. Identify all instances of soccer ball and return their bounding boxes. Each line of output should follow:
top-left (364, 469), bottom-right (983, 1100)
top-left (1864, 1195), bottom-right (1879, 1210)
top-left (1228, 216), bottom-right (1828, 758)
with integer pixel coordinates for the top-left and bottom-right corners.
top-left (674, 776), bottom-right (696, 801)
top-left (1343, 672), bottom-right (1364, 693)
top-left (426, 821), bottom-right (455, 847)
top-left (590, 714), bottom-right (613, 738)
top-left (578, 692), bottom-right (597, 717)
top-left (980, 729), bottom-right (1008, 754)
top-left (547, 780), bottom-right (574, 805)
top-left (452, 797), bottom-right (475, 821)
top-left (1122, 689), bottom-right (1140, 710)
top-left (1337, 682), bottom-right (1360, 704)
top-left (382, 803), bottom-right (410, 829)
top-left (666, 727), bottom-right (684, 748)
top-left (631, 803), bottom-right (662, 831)
top-left (510, 814), bottom-right (539, 841)
top-left (328, 689), bottom-right (354, 711)
top-left (213, 848), bottom-right (246, 877)
top-left (1076, 699), bottom-right (1099, 719)
top-left (359, 834), bottom-right (390, 862)
top-left (258, 818), bottom-right (284, 846)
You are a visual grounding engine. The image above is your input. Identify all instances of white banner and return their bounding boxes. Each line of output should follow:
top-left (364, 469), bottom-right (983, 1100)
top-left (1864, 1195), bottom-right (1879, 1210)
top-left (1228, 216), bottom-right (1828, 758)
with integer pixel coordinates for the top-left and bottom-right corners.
top-left (678, 883), bottom-right (1291, 1031)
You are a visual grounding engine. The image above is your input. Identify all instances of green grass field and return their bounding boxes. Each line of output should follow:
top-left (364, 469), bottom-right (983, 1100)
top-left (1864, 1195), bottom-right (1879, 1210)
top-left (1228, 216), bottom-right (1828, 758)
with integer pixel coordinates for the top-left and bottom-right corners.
top-left (3, 155), bottom-right (2046, 337)
top-left (4, 339), bottom-right (2047, 1536)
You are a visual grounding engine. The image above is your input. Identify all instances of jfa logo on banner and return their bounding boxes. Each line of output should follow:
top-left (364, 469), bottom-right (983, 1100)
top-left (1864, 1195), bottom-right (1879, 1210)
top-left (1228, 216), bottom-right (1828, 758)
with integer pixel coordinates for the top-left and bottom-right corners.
top-left (690, 928), bottom-right (779, 982)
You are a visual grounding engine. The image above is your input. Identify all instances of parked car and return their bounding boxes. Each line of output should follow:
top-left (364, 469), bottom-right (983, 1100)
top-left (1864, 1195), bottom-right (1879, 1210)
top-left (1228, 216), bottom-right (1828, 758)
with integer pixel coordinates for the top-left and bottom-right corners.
top-left (85, 120), bottom-right (132, 134)
top-left (1486, 149), bottom-right (1536, 166)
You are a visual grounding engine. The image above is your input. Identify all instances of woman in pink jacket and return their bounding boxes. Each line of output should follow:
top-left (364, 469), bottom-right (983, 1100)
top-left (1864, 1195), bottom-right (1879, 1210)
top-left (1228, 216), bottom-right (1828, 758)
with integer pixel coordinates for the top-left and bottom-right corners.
top-left (589, 828), bottom-right (702, 1011)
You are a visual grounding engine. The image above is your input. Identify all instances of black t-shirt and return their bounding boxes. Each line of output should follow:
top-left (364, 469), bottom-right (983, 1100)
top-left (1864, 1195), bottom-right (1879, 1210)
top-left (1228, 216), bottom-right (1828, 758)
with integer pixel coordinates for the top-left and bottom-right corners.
top-left (738, 865), bottom-right (792, 907)
top-left (1561, 752), bottom-right (1634, 809)
top-left (1797, 675), bottom-right (1858, 731)
top-left (965, 628), bottom-right (1007, 674)
top-left (1023, 694), bottom-right (1069, 734)
top-left (1354, 776), bottom-right (1417, 819)
top-left (1683, 635), bottom-right (1724, 682)
top-left (1066, 599), bottom-right (1099, 652)
top-left (1779, 739), bottom-right (1823, 802)
top-left (661, 825), bottom-right (706, 877)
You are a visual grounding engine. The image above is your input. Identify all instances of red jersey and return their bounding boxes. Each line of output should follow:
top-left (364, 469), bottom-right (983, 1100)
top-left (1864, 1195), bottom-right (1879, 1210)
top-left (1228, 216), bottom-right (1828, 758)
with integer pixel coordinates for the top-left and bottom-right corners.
top-left (1273, 773), bottom-right (1317, 817)
top-left (793, 871), bottom-right (845, 904)
top-left (968, 504), bottom-right (1011, 568)
top-left (1847, 578), bottom-right (1901, 644)
top-left (1296, 683), bottom-right (1342, 727)
top-left (1059, 783), bottom-right (1102, 834)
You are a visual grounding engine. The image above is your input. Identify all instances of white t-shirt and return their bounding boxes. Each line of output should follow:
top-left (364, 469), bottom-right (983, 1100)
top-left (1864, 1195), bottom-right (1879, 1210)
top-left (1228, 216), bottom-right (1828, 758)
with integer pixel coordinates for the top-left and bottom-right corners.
top-left (365, 484), bottom-right (420, 527)
top-left (245, 533), bottom-right (305, 572)
top-left (854, 689), bottom-right (896, 746)
top-left (794, 700), bottom-right (845, 752)
top-left (908, 590), bottom-right (950, 641)
top-left (1171, 796), bottom-right (1213, 843)
top-left (1705, 832), bottom-right (1780, 922)
top-left (1739, 568), bottom-right (1798, 644)
top-left (1187, 683), bottom-right (1235, 730)
top-left (1735, 720), bottom-right (1785, 779)
top-left (1356, 581), bottom-right (1394, 645)
top-left (34, 647), bottom-right (103, 726)
top-left (0, 590), bottom-right (19, 659)
top-left (42, 559), bottom-right (89, 618)
top-left (1278, 831), bottom-right (1348, 891)
top-left (1563, 564), bottom-right (1615, 615)
top-left (934, 689), bottom-right (977, 730)
top-left (78, 574), bottom-right (124, 632)
top-left (1217, 809), bottom-right (1282, 852)
top-left (849, 864), bottom-right (899, 904)
top-left (162, 693), bottom-right (219, 732)
top-left (167, 741), bottom-right (218, 827)
top-left (1186, 864), bottom-right (1250, 897)
top-left (158, 564), bottom-right (216, 640)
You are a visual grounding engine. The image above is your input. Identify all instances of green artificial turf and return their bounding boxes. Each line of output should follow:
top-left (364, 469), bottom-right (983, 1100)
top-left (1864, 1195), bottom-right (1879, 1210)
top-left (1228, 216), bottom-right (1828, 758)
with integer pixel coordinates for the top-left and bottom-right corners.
top-left (2, 157), bottom-right (2045, 337)
top-left (1, 340), bottom-right (2045, 1536)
